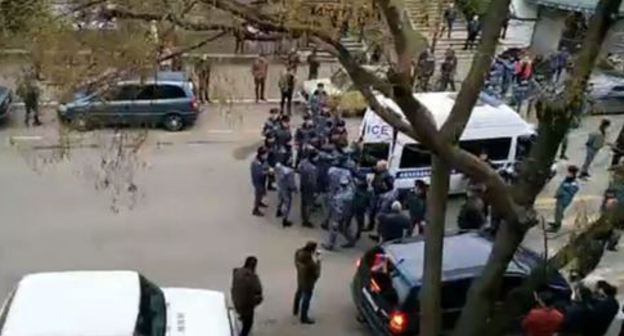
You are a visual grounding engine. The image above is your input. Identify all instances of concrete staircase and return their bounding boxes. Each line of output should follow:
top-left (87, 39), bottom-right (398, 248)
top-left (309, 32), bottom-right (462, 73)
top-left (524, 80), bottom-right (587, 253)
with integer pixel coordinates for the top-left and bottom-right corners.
top-left (306, 35), bottom-right (369, 62)
top-left (402, 0), bottom-right (526, 62)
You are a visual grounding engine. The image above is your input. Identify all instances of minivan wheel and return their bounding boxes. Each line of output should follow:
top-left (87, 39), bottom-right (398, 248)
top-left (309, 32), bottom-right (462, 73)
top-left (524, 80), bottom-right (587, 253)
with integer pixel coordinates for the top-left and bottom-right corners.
top-left (163, 114), bottom-right (184, 132)
top-left (72, 114), bottom-right (89, 131)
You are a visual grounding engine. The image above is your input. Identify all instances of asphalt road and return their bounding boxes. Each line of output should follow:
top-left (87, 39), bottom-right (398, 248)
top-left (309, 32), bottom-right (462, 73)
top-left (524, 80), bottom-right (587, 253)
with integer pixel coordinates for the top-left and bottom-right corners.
top-left (0, 103), bottom-right (623, 335)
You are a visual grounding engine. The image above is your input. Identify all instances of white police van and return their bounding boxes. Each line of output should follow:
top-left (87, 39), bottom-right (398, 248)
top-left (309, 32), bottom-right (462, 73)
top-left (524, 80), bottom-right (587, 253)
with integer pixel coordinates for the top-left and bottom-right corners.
top-left (359, 92), bottom-right (539, 194)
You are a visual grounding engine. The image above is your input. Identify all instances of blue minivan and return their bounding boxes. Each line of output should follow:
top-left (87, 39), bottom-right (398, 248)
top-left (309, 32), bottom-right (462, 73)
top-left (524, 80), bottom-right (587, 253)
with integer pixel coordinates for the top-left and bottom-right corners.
top-left (58, 72), bottom-right (199, 132)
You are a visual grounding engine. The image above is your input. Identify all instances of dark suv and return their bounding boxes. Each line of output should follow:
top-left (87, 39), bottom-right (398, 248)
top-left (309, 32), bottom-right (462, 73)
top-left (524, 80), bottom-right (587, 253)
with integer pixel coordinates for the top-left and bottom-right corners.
top-left (0, 85), bottom-right (12, 122)
top-left (58, 71), bottom-right (199, 132)
top-left (351, 233), bottom-right (572, 335)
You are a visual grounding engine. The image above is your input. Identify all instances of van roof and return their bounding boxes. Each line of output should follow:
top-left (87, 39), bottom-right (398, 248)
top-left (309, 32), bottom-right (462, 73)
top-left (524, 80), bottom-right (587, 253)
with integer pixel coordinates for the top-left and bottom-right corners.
top-left (362, 92), bottom-right (534, 142)
top-left (120, 71), bottom-right (191, 85)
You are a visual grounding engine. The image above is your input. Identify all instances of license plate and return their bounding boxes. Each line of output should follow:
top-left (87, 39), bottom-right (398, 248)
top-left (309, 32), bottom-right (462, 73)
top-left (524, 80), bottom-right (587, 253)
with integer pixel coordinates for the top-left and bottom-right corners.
top-left (361, 287), bottom-right (379, 312)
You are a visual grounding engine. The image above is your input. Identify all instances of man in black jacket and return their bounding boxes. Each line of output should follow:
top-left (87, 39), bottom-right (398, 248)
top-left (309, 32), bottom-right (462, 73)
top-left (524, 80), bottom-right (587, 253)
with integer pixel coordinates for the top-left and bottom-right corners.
top-left (231, 256), bottom-right (263, 336)
top-left (590, 281), bottom-right (620, 336)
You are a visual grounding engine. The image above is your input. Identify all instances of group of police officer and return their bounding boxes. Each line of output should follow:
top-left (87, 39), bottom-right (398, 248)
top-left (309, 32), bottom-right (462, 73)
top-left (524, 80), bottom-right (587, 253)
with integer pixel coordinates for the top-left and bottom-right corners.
top-left (250, 83), bottom-right (425, 251)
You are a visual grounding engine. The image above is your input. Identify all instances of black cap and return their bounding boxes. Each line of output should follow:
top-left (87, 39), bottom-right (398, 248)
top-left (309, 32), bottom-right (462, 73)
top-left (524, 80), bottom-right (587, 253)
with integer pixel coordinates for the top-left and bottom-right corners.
top-left (269, 108), bottom-right (279, 114)
top-left (568, 165), bottom-right (579, 174)
top-left (337, 119), bottom-right (346, 127)
top-left (257, 146), bottom-right (267, 156)
top-left (281, 115), bottom-right (291, 123)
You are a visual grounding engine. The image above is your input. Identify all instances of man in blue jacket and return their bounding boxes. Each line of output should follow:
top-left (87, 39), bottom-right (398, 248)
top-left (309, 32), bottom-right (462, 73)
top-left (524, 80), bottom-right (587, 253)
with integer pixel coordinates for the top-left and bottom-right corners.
top-left (549, 165), bottom-right (580, 232)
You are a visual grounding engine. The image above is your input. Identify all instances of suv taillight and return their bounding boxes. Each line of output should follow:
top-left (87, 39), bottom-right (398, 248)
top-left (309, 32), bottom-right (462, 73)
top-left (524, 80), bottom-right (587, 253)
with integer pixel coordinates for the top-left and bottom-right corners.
top-left (389, 311), bottom-right (408, 334)
top-left (192, 97), bottom-right (199, 112)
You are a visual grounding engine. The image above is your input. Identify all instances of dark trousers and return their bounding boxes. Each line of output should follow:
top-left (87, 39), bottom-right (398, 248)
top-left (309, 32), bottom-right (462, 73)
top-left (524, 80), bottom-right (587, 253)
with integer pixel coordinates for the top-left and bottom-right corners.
top-left (293, 288), bottom-right (313, 320)
top-left (301, 190), bottom-right (315, 224)
top-left (25, 105), bottom-right (41, 126)
top-left (280, 90), bottom-right (294, 115)
top-left (439, 75), bottom-right (455, 91)
top-left (464, 33), bottom-right (477, 50)
top-left (254, 77), bottom-right (266, 101)
top-left (353, 210), bottom-right (366, 241)
top-left (308, 68), bottom-right (318, 80)
top-left (444, 19), bottom-right (454, 38)
top-left (239, 311), bottom-right (254, 336)
top-left (253, 187), bottom-right (265, 211)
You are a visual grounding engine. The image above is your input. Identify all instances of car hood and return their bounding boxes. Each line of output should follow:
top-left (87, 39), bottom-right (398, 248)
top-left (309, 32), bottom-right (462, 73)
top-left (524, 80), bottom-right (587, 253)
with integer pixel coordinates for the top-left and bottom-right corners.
top-left (163, 288), bottom-right (233, 336)
top-left (302, 78), bottom-right (343, 96)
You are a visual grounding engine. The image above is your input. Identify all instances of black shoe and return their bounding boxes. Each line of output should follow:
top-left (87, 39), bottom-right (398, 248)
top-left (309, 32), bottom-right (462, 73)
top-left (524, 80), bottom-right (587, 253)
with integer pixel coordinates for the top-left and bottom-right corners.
top-left (252, 209), bottom-right (264, 217)
top-left (321, 243), bottom-right (334, 251)
top-left (301, 318), bottom-right (316, 324)
top-left (276, 210), bottom-right (283, 218)
top-left (302, 222), bottom-right (315, 228)
top-left (579, 172), bottom-right (590, 179)
top-left (320, 222), bottom-right (329, 230)
top-left (368, 234), bottom-right (379, 242)
top-left (282, 219), bottom-right (293, 227)
top-left (259, 202), bottom-right (268, 208)
top-left (268, 186), bottom-right (277, 191)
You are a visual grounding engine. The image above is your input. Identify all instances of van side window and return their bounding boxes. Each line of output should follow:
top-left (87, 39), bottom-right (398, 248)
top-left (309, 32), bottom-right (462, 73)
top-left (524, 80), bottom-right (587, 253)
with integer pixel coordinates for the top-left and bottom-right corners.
top-left (360, 143), bottom-right (390, 168)
top-left (136, 85), bottom-right (157, 100)
top-left (107, 85), bottom-right (141, 101)
top-left (154, 85), bottom-right (187, 99)
top-left (399, 144), bottom-right (431, 169)
top-left (459, 137), bottom-right (511, 161)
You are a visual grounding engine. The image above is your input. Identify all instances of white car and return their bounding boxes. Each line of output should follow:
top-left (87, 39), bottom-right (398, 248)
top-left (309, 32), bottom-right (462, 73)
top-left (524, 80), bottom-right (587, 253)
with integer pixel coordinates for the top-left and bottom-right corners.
top-left (300, 65), bottom-right (388, 99)
top-left (0, 271), bottom-right (239, 336)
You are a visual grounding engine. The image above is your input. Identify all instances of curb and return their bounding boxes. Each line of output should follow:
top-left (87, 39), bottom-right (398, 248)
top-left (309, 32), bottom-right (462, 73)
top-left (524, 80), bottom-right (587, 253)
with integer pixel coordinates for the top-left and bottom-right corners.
top-left (10, 98), bottom-right (286, 108)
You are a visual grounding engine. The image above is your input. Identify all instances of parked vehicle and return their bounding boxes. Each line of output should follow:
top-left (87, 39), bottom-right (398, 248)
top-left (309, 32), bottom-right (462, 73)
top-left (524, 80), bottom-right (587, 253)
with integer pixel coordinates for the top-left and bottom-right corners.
top-left (352, 232), bottom-right (572, 335)
top-left (0, 271), bottom-right (239, 336)
top-left (358, 91), bottom-right (555, 194)
top-left (58, 71), bottom-right (199, 131)
top-left (0, 86), bottom-right (12, 123)
top-left (588, 73), bottom-right (624, 115)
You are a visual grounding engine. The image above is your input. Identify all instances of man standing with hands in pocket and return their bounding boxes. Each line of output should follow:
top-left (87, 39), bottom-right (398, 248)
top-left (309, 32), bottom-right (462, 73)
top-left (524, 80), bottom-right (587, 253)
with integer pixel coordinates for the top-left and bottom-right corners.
top-left (293, 241), bottom-right (321, 324)
top-left (231, 256), bottom-right (263, 336)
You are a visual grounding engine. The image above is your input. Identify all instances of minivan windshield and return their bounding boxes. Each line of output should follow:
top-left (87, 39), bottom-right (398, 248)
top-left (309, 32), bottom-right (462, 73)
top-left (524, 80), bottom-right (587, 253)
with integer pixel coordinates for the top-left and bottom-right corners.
top-left (136, 276), bottom-right (167, 336)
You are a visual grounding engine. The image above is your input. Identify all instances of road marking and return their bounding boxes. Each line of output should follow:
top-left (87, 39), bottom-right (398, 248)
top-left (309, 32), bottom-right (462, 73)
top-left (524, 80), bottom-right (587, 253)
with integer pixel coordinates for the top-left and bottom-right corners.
top-left (9, 135), bottom-right (44, 141)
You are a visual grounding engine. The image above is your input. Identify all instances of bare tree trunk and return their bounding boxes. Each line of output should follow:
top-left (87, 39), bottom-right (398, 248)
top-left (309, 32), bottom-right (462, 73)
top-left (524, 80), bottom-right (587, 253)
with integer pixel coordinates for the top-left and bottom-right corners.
top-left (420, 156), bottom-right (450, 336)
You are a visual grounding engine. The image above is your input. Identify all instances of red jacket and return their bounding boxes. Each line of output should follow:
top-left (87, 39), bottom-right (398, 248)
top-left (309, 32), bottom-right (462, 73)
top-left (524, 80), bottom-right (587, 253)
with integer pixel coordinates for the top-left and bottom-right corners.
top-left (522, 307), bottom-right (564, 336)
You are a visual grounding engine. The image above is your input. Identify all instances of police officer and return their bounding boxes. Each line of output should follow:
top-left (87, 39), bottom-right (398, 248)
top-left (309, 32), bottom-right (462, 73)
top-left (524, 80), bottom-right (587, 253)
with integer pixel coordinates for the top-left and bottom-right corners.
top-left (275, 115), bottom-right (293, 148)
top-left (309, 83), bottom-right (328, 116)
top-left (322, 176), bottom-right (355, 250)
top-left (316, 144), bottom-right (337, 229)
top-left (264, 133), bottom-right (278, 191)
top-left (262, 108), bottom-right (280, 137)
top-left (276, 158), bottom-right (297, 227)
top-left (250, 147), bottom-right (269, 216)
top-left (405, 180), bottom-right (428, 235)
top-left (295, 115), bottom-right (317, 166)
top-left (351, 176), bottom-right (371, 242)
top-left (325, 155), bottom-right (353, 228)
top-left (298, 150), bottom-right (318, 228)
top-left (366, 160), bottom-right (395, 232)
top-left (330, 119), bottom-right (349, 149)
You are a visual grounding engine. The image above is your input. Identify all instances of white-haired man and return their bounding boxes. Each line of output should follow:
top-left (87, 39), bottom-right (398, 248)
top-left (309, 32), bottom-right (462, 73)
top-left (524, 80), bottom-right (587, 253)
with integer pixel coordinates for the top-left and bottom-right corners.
top-left (377, 201), bottom-right (410, 243)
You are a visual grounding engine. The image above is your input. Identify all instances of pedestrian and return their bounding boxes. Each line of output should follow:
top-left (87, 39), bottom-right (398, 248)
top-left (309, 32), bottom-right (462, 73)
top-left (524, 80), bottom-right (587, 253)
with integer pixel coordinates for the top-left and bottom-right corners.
top-left (252, 53), bottom-right (269, 102)
top-left (231, 256), bottom-right (263, 336)
top-left (552, 47), bottom-right (570, 83)
top-left (198, 56), bottom-right (212, 104)
top-left (17, 72), bottom-right (41, 127)
top-left (295, 115), bottom-right (316, 166)
top-left (250, 147), bottom-right (269, 217)
top-left (548, 165), bottom-right (580, 232)
top-left (366, 160), bottom-right (395, 232)
top-left (276, 159), bottom-right (297, 227)
top-left (464, 15), bottom-right (481, 50)
top-left (580, 119), bottom-right (611, 179)
top-left (298, 151), bottom-right (318, 228)
top-left (589, 280), bottom-right (620, 336)
top-left (417, 49), bottom-right (435, 91)
top-left (377, 201), bottom-right (410, 243)
top-left (610, 124), bottom-right (624, 168)
top-left (515, 55), bottom-right (534, 82)
top-left (264, 134), bottom-right (278, 191)
top-left (279, 67), bottom-right (296, 115)
top-left (442, 3), bottom-right (457, 39)
top-left (561, 284), bottom-right (594, 336)
top-left (234, 24), bottom-right (246, 54)
top-left (405, 179), bottom-right (428, 235)
top-left (286, 48), bottom-right (300, 74)
top-left (501, 55), bottom-right (516, 95)
top-left (457, 189), bottom-right (486, 232)
top-left (500, 14), bottom-right (510, 39)
top-left (323, 176), bottom-right (356, 250)
top-left (351, 176), bottom-right (370, 242)
top-left (511, 79), bottom-right (530, 113)
top-left (439, 48), bottom-right (457, 91)
top-left (293, 241), bottom-right (321, 324)
top-left (558, 113), bottom-right (581, 160)
top-left (522, 291), bottom-right (564, 336)
top-left (309, 83), bottom-right (328, 116)
top-left (275, 115), bottom-right (293, 148)
top-left (307, 48), bottom-right (320, 80)
top-left (262, 108), bottom-right (280, 137)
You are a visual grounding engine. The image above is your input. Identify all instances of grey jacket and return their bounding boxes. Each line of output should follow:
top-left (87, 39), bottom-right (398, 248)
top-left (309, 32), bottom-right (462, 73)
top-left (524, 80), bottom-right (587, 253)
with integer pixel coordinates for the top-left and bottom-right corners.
top-left (298, 159), bottom-right (318, 193)
top-left (586, 131), bottom-right (606, 151)
top-left (276, 164), bottom-right (297, 197)
top-left (250, 159), bottom-right (268, 190)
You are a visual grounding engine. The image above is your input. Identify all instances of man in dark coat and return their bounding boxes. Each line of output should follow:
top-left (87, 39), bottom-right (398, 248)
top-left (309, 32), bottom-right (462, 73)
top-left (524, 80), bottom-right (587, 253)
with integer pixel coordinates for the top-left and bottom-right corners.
top-left (366, 160), bottom-right (394, 232)
top-left (377, 201), bottom-right (410, 243)
top-left (293, 241), bottom-right (321, 324)
top-left (405, 179), bottom-right (428, 235)
top-left (231, 256), bottom-right (263, 336)
top-left (464, 15), bottom-right (481, 50)
top-left (457, 191), bottom-right (486, 232)
top-left (17, 74), bottom-right (41, 127)
top-left (250, 147), bottom-right (269, 216)
top-left (589, 281), bottom-right (620, 336)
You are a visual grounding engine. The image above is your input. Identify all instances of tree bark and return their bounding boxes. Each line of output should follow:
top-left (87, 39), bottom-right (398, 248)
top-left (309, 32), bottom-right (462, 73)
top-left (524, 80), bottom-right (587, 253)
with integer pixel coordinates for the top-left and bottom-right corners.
top-left (420, 157), bottom-right (450, 336)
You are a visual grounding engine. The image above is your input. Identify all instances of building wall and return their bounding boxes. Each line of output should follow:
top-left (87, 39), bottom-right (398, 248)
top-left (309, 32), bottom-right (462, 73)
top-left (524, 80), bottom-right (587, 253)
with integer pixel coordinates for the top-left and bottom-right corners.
top-left (530, 7), bottom-right (567, 55)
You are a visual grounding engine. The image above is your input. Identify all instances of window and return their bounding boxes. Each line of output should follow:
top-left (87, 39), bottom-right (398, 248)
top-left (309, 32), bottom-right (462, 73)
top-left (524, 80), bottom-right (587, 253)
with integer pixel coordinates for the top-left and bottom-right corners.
top-left (360, 143), bottom-right (390, 168)
top-left (399, 144), bottom-right (431, 169)
top-left (516, 135), bottom-right (536, 161)
top-left (136, 85), bottom-right (157, 101)
top-left (135, 276), bottom-right (166, 336)
top-left (105, 85), bottom-right (141, 101)
top-left (153, 85), bottom-right (187, 99)
top-left (459, 137), bottom-right (512, 161)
